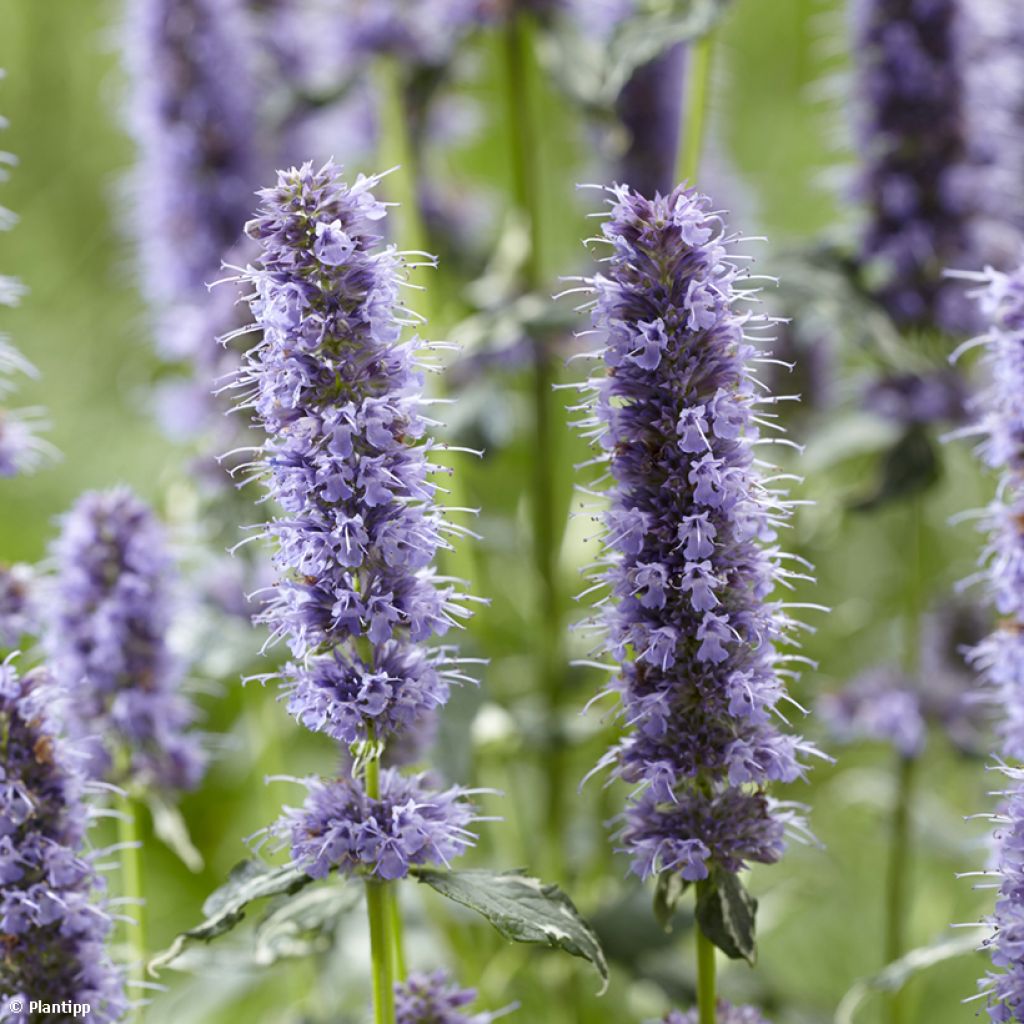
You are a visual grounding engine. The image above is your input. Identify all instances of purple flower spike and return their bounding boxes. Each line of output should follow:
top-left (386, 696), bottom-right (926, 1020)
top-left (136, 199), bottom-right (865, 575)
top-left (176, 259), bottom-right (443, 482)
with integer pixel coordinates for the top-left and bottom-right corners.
top-left (47, 488), bottom-right (206, 795)
top-left (959, 265), bottom-right (1024, 1020)
top-left (662, 1003), bottom-right (771, 1024)
top-left (233, 161), bottom-right (481, 873)
top-left (395, 969), bottom-right (503, 1024)
top-left (851, 0), bottom-right (1024, 333)
top-left (0, 660), bottom-right (126, 1022)
top-left (1, 78), bottom-right (52, 476)
top-left (123, 0), bottom-right (260, 359)
top-left (570, 183), bottom-right (823, 883)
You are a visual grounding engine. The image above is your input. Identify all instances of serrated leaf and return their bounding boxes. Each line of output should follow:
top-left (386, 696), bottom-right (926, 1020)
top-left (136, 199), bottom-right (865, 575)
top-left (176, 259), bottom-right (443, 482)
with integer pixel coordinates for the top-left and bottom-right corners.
top-left (653, 871), bottom-right (690, 933)
top-left (149, 859), bottom-right (315, 974)
top-left (695, 871), bottom-right (757, 965)
top-left (253, 882), bottom-right (361, 966)
top-left (147, 793), bottom-right (204, 873)
top-left (414, 868), bottom-right (609, 990)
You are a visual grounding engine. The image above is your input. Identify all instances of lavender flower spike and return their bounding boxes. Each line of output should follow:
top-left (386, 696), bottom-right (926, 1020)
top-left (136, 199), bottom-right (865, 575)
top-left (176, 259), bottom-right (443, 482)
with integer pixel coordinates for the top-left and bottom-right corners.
top-left (957, 264), bottom-right (1024, 1020)
top-left (123, 0), bottom-right (260, 363)
top-left (47, 488), bottom-right (206, 795)
top-left (233, 160), bottom-right (482, 879)
top-left (1, 74), bottom-right (52, 476)
top-left (570, 184), bottom-right (823, 884)
top-left (850, 0), bottom-right (972, 332)
top-left (0, 659), bottom-right (126, 1022)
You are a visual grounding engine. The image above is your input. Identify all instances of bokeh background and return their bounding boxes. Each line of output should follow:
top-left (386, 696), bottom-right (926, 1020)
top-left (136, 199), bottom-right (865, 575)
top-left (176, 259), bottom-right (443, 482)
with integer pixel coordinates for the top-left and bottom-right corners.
top-left (0, 1), bottom-right (997, 1021)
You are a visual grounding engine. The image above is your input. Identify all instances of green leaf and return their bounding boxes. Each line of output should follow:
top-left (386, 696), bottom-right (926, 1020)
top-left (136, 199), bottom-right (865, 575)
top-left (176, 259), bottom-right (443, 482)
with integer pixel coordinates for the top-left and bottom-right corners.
top-left (414, 868), bottom-right (609, 990)
top-left (653, 871), bottom-right (690, 933)
top-left (694, 871), bottom-right (757, 965)
top-left (148, 859), bottom-right (315, 974)
top-left (834, 933), bottom-right (982, 1024)
top-left (147, 793), bottom-right (204, 873)
top-left (253, 882), bottom-right (362, 966)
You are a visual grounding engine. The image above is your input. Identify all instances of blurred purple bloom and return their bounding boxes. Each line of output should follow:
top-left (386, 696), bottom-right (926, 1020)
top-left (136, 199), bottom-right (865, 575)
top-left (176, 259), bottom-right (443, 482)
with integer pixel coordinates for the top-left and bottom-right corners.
top-left (47, 488), bottom-right (206, 794)
top-left (280, 770), bottom-right (478, 880)
top-left (662, 1004), bottom-right (771, 1024)
top-left (234, 160), bottom-right (480, 871)
top-left (0, 661), bottom-right (126, 1022)
top-left (863, 369), bottom-right (968, 426)
top-left (818, 668), bottom-right (926, 760)
top-left (615, 44), bottom-right (686, 198)
top-left (851, 0), bottom-right (973, 331)
top-left (571, 184), bottom-right (822, 883)
top-left (395, 970), bottom-right (502, 1024)
top-left (124, 0), bottom-right (260, 352)
top-left (342, 0), bottom-right (495, 65)
top-left (0, 563), bottom-right (37, 650)
top-left (0, 81), bottom-right (52, 476)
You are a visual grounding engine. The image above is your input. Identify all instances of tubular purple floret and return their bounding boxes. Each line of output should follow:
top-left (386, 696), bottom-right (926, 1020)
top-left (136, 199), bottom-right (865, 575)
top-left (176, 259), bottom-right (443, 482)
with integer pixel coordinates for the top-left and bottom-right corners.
top-left (571, 182), bottom-right (824, 884)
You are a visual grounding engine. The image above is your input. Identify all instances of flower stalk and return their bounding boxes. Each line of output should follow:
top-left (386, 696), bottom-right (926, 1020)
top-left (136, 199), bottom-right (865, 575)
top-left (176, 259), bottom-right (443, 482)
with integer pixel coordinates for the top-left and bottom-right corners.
top-left (503, 6), bottom-right (567, 880)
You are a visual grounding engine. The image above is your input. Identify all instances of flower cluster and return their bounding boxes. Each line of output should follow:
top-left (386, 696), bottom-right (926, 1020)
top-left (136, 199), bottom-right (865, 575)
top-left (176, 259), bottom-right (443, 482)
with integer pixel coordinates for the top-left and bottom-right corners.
top-left (958, 265), bottom-right (1024, 1019)
top-left (819, 600), bottom-right (986, 760)
top-left (234, 160), bottom-right (479, 878)
top-left (394, 970), bottom-right (500, 1024)
top-left (280, 770), bottom-right (478, 880)
top-left (0, 563), bottom-right (37, 650)
top-left (47, 488), bottom-right (206, 794)
top-left (570, 183), bottom-right (820, 884)
top-left (850, 0), bottom-right (972, 331)
top-left (0, 660), bottom-right (126, 1022)
top-left (1, 76), bottom-right (50, 477)
top-left (662, 1004), bottom-right (770, 1024)
top-left (981, 765), bottom-right (1024, 1023)
top-left (123, 0), bottom-right (263, 448)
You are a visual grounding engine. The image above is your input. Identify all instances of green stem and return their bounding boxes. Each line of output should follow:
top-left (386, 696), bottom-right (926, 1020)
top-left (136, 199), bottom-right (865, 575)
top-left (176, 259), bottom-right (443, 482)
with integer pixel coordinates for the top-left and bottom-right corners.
top-left (116, 791), bottom-right (146, 1019)
top-left (374, 58), bottom-right (431, 265)
top-left (677, 31), bottom-right (715, 185)
top-left (885, 499), bottom-right (924, 1024)
top-left (695, 894), bottom-right (717, 1024)
top-left (364, 753), bottom-right (396, 1024)
top-left (386, 885), bottom-right (408, 980)
top-left (503, 8), bottom-right (566, 881)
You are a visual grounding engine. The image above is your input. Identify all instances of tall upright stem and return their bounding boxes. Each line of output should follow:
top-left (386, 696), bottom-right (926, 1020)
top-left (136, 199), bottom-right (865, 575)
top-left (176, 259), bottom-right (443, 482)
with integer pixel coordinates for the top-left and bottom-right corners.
top-left (364, 752), bottom-right (396, 1024)
top-left (695, 889), bottom-right (717, 1024)
top-left (885, 498), bottom-right (924, 1024)
top-left (116, 791), bottom-right (146, 1019)
top-left (503, 9), bottom-right (566, 879)
top-left (677, 31), bottom-right (715, 184)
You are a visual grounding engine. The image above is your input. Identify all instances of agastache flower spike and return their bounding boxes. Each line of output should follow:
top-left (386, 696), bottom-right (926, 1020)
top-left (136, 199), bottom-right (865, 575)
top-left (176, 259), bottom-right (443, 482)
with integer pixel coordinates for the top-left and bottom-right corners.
top-left (231, 160), bottom-right (483, 878)
top-left (47, 488), bottom-right (206, 795)
top-left (956, 265), bottom-right (1024, 1019)
top-left (0, 660), bottom-right (126, 1022)
top-left (569, 183), bottom-right (823, 885)
top-left (1, 74), bottom-right (52, 476)
top-left (850, 0), bottom-right (974, 332)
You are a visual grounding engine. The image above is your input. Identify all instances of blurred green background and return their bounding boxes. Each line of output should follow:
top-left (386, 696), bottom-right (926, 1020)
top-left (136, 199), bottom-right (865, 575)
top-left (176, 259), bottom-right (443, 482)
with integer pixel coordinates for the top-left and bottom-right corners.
top-left (0, 1), bottom-right (996, 1022)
